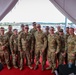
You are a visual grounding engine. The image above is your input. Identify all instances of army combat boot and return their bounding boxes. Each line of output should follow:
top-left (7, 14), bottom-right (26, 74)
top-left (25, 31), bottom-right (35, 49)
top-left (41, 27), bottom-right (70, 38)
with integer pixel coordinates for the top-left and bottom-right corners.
top-left (7, 66), bottom-right (11, 70)
top-left (34, 65), bottom-right (38, 70)
top-left (28, 65), bottom-right (33, 69)
top-left (46, 66), bottom-right (52, 70)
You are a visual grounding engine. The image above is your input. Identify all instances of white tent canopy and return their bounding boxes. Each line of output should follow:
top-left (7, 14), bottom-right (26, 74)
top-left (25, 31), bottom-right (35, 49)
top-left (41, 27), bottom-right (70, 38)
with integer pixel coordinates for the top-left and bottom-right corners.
top-left (50, 0), bottom-right (76, 24)
top-left (0, 0), bottom-right (76, 24)
top-left (0, 0), bottom-right (18, 21)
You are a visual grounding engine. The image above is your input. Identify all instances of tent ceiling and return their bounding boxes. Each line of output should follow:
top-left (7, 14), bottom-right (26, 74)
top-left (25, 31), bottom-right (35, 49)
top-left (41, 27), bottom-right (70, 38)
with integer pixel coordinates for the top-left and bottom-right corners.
top-left (50, 0), bottom-right (76, 24)
top-left (0, 0), bottom-right (18, 21)
top-left (0, 0), bottom-right (76, 24)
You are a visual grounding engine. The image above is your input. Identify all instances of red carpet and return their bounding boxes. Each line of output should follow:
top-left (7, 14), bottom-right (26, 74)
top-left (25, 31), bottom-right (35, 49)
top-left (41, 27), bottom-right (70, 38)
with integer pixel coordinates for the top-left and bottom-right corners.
top-left (0, 57), bottom-right (54, 75)
top-left (0, 64), bottom-right (54, 75)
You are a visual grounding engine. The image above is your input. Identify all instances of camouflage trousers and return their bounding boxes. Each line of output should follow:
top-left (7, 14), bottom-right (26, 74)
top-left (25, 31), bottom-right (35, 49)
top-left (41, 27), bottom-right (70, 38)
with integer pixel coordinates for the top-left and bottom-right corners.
top-left (35, 50), bottom-right (46, 67)
top-left (0, 51), bottom-right (10, 67)
top-left (58, 52), bottom-right (65, 65)
top-left (19, 50), bottom-right (31, 68)
top-left (68, 53), bottom-right (75, 64)
top-left (12, 53), bottom-right (18, 66)
top-left (30, 50), bottom-right (35, 63)
top-left (47, 51), bottom-right (56, 70)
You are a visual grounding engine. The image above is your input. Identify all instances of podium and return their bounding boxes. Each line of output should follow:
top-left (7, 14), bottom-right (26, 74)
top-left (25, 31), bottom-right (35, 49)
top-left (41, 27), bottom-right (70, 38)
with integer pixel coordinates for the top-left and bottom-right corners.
top-left (57, 64), bottom-right (76, 75)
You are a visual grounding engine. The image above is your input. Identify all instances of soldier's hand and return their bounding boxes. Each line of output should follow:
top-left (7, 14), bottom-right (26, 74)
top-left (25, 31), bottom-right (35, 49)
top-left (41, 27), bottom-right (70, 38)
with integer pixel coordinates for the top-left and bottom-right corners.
top-left (62, 52), bottom-right (65, 57)
top-left (42, 50), bottom-right (44, 53)
top-left (72, 53), bottom-right (75, 57)
top-left (2, 46), bottom-right (5, 50)
top-left (55, 51), bottom-right (58, 54)
top-left (16, 55), bottom-right (18, 60)
top-left (30, 50), bottom-right (33, 53)
top-left (12, 51), bottom-right (14, 54)
top-left (20, 50), bottom-right (23, 52)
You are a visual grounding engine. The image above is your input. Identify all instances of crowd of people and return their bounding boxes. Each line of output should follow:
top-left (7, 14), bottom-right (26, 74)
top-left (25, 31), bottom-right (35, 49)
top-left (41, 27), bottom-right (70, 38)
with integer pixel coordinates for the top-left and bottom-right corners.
top-left (0, 22), bottom-right (76, 74)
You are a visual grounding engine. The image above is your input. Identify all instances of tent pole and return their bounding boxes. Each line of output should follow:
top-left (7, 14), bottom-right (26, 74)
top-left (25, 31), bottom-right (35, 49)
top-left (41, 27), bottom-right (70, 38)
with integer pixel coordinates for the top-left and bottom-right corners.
top-left (64, 17), bottom-right (67, 33)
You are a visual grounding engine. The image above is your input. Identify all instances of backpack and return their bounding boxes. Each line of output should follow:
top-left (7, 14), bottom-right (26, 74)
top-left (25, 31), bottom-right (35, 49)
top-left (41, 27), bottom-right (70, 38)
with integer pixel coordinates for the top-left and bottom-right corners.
top-left (0, 63), bottom-right (3, 71)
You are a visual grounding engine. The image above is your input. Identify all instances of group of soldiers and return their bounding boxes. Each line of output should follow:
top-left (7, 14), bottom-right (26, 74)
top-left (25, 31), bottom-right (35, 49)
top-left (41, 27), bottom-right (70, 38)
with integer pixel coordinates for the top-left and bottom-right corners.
top-left (0, 22), bottom-right (76, 74)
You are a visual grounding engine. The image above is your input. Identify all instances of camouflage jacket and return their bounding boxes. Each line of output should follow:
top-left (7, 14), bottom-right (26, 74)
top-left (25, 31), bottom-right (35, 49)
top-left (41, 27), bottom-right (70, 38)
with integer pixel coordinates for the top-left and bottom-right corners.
top-left (34, 30), bottom-right (47, 50)
top-left (48, 34), bottom-right (61, 53)
top-left (18, 30), bottom-right (24, 35)
top-left (18, 32), bottom-right (34, 51)
top-left (10, 34), bottom-right (18, 53)
top-left (67, 34), bottom-right (76, 54)
top-left (30, 28), bottom-right (37, 35)
top-left (64, 33), bottom-right (70, 51)
top-left (0, 34), bottom-right (9, 51)
top-left (5, 31), bottom-right (13, 38)
top-left (59, 34), bottom-right (65, 52)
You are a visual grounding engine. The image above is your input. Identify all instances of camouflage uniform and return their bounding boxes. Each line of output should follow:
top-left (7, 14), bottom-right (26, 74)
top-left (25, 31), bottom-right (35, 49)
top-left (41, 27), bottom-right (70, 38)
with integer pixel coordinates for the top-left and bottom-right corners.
top-left (10, 34), bottom-right (18, 68)
top-left (67, 34), bottom-right (76, 64)
top-left (5, 31), bottom-right (13, 38)
top-left (55, 31), bottom-right (60, 60)
top-left (44, 31), bottom-right (49, 64)
top-left (30, 28), bottom-right (37, 34)
top-left (18, 30), bottom-right (24, 35)
top-left (47, 34), bottom-right (61, 71)
top-left (65, 33), bottom-right (70, 64)
top-left (0, 34), bottom-right (11, 69)
top-left (18, 30), bottom-right (24, 64)
top-left (34, 30), bottom-right (47, 70)
top-left (65, 33), bottom-right (70, 51)
top-left (55, 31), bottom-right (61, 64)
top-left (5, 31), bottom-right (13, 55)
top-left (55, 31), bottom-right (59, 35)
top-left (18, 32), bottom-right (34, 70)
top-left (59, 34), bottom-right (65, 65)
top-left (30, 28), bottom-right (37, 64)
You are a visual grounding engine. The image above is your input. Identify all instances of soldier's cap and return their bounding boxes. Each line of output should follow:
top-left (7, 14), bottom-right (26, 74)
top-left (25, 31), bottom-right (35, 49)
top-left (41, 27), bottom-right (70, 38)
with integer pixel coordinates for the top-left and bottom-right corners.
top-left (25, 25), bottom-right (29, 29)
top-left (13, 29), bottom-right (17, 31)
top-left (45, 26), bottom-right (49, 30)
top-left (50, 26), bottom-right (55, 31)
top-left (69, 27), bottom-right (74, 29)
top-left (0, 27), bottom-right (4, 31)
top-left (66, 27), bottom-right (69, 29)
top-left (32, 22), bottom-right (36, 26)
top-left (36, 24), bottom-right (41, 28)
top-left (25, 24), bottom-right (28, 26)
top-left (8, 25), bottom-right (12, 26)
top-left (21, 24), bottom-right (24, 27)
top-left (59, 29), bottom-right (63, 32)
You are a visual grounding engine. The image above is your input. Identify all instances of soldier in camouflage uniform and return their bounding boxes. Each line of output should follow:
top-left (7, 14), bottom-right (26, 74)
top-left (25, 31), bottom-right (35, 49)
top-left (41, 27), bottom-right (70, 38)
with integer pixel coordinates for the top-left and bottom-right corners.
top-left (67, 28), bottom-right (76, 66)
top-left (44, 26), bottom-right (49, 36)
top-left (58, 29), bottom-right (66, 65)
top-left (18, 24), bottom-right (25, 34)
top-left (18, 25), bottom-right (34, 70)
top-left (30, 22), bottom-right (37, 64)
top-left (55, 26), bottom-right (61, 35)
top-left (65, 27), bottom-right (70, 64)
top-left (55, 26), bottom-right (61, 64)
top-left (44, 26), bottom-right (49, 65)
top-left (5, 25), bottom-right (13, 55)
top-left (65, 27), bottom-right (70, 40)
top-left (5, 25), bottom-right (13, 38)
top-left (46, 27), bottom-right (61, 73)
top-left (18, 24), bottom-right (25, 66)
top-left (34, 24), bottom-right (47, 71)
top-left (30, 22), bottom-right (37, 34)
top-left (0, 27), bottom-right (11, 69)
top-left (10, 29), bottom-right (18, 69)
